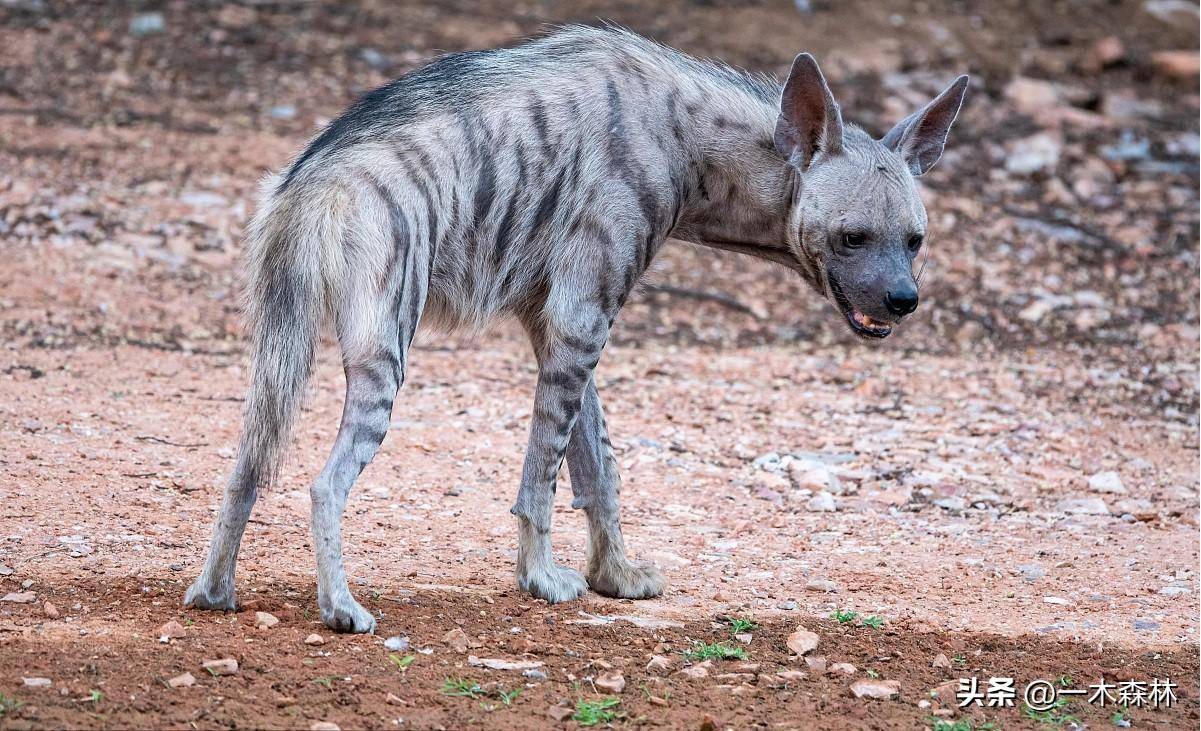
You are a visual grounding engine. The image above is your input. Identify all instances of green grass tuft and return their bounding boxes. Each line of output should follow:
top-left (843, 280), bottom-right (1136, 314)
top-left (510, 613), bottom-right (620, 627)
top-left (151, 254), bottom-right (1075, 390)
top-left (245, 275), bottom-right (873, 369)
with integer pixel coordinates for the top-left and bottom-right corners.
top-left (727, 616), bottom-right (757, 635)
top-left (831, 609), bottom-right (859, 624)
top-left (683, 641), bottom-right (748, 661)
top-left (573, 697), bottom-right (622, 726)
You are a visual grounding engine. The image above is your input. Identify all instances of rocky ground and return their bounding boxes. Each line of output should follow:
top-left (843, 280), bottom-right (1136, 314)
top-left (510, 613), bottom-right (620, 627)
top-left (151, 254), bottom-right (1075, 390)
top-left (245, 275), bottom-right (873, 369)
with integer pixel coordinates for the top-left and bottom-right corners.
top-left (0, 0), bottom-right (1197, 728)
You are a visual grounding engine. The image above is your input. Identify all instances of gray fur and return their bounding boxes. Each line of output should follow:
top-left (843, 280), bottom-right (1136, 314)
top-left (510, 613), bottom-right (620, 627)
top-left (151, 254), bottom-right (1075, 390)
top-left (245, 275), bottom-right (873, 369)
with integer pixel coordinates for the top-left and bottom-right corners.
top-left (185, 25), bottom-right (968, 632)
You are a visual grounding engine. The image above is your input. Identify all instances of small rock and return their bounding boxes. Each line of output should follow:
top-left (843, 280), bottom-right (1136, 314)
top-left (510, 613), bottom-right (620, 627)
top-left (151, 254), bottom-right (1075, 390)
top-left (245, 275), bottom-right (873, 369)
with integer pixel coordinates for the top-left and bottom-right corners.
top-left (523, 668), bottom-right (548, 682)
top-left (443, 627), bottom-right (469, 653)
top-left (0, 563), bottom-right (11, 576)
top-left (1159, 586), bottom-right (1189, 597)
top-left (679, 660), bottom-right (712, 679)
top-left (786, 627), bottom-right (820, 656)
top-left (932, 653), bottom-right (952, 669)
top-left (386, 692), bottom-right (406, 705)
top-left (595, 672), bottom-right (625, 694)
top-left (22, 677), bottom-right (52, 688)
top-left (158, 620), bottom-right (187, 640)
top-left (270, 105), bottom-right (297, 120)
top-left (851, 679), bottom-right (900, 699)
top-left (1151, 50), bottom-right (1200, 78)
top-left (467, 655), bottom-right (543, 671)
top-left (1133, 618), bottom-right (1160, 631)
top-left (167, 672), bottom-right (195, 688)
top-left (646, 655), bottom-right (672, 674)
top-left (1115, 498), bottom-right (1156, 521)
top-left (804, 655), bottom-right (827, 673)
top-left (201, 658), bottom-right (239, 676)
top-left (1043, 596), bottom-right (1071, 606)
top-left (305, 634), bottom-right (325, 646)
top-left (1088, 471), bottom-right (1127, 494)
top-left (932, 496), bottom-right (966, 511)
top-left (1081, 36), bottom-right (1125, 73)
top-left (734, 632), bottom-right (753, 645)
top-left (547, 704), bottom-right (575, 722)
top-left (789, 459), bottom-right (839, 492)
top-left (254, 611), bottom-right (280, 630)
top-left (1003, 77), bottom-right (1060, 116)
top-left (805, 578), bottom-right (838, 593)
top-left (383, 635), bottom-right (408, 651)
top-left (310, 723), bottom-right (340, 731)
top-left (806, 491), bottom-right (837, 512)
top-left (1006, 132), bottom-right (1062, 175)
top-left (129, 12), bottom-right (165, 37)
top-left (43, 601), bottom-right (59, 619)
top-left (829, 662), bottom-right (857, 676)
top-left (1, 591), bottom-right (36, 603)
top-left (1018, 564), bottom-right (1046, 582)
top-left (1057, 497), bottom-right (1110, 515)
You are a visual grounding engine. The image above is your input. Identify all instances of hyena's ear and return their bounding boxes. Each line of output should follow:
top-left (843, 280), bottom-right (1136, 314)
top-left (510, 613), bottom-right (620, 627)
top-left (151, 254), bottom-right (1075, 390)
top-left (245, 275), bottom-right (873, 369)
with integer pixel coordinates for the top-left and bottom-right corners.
top-left (880, 75), bottom-right (970, 176)
top-left (775, 53), bottom-right (844, 169)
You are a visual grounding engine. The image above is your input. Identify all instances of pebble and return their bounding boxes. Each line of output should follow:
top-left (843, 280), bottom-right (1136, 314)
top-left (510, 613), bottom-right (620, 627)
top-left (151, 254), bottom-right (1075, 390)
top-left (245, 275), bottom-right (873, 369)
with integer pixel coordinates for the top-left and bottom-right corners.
top-left (0, 563), bottom-right (11, 576)
top-left (522, 668), bottom-right (548, 682)
top-left (646, 655), bottom-right (672, 674)
top-left (932, 654), bottom-right (952, 669)
top-left (1133, 618), bottom-right (1161, 631)
top-left (158, 620), bottom-right (187, 641)
top-left (829, 662), bottom-right (858, 675)
top-left (1, 591), bottom-right (36, 603)
top-left (803, 656), bottom-right (826, 673)
top-left (1005, 132), bottom-right (1062, 175)
top-left (1158, 586), bottom-right (1189, 597)
top-left (806, 491), bottom-right (837, 512)
top-left (310, 723), bottom-right (340, 731)
top-left (1018, 564), bottom-right (1046, 582)
top-left (595, 672), bottom-right (625, 693)
top-left (201, 658), bottom-right (239, 676)
top-left (678, 660), bottom-right (712, 679)
top-left (932, 496), bottom-right (965, 511)
top-left (386, 692), bottom-right (405, 705)
top-left (305, 634), bottom-right (325, 646)
top-left (167, 672), bottom-right (195, 688)
top-left (270, 105), bottom-right (298, 120)
top-left (129, 12), bottom-right (165, 37)
top-left (22, 677), bottom-right (52, 688)
top-left (547, 705), bottom-right (575, 722)
top-left (805, 578), bottom-right (838, 593)
top-left (1087, 471), bottom-right (1127, 494)
top-left (1151, 50), bottom-right (1200, 78)
top-left (1114, 498), bottom-right (1156, 521)
top-left (851, 679), bottom-right (900, 699)
top-left (383, 635), bottom-right (408, 651)
top-left (789, 459), bottom-right (839, 492)
top-left (43, 601), bottom-right (59, 619)
top-left (254, 611), bottom-right (280, 630)
top-left (786, 627), bottom-right (820, 656)
top-left (1056, 497), bottom-right (1110, 516)
top-left (443, 627), bottom-right (470, 653)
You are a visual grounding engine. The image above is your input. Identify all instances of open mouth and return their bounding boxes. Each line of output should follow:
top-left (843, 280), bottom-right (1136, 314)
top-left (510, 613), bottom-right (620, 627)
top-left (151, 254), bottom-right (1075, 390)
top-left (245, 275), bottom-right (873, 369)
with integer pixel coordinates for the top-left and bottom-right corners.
top-left (827, 273), bottom-right (894, 339)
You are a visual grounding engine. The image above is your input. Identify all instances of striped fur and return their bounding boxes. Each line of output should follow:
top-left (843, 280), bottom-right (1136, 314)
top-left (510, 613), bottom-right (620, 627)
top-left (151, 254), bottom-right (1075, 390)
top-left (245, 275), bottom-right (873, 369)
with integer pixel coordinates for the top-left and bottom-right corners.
top-left (185, 25), bottom-right (968, 632)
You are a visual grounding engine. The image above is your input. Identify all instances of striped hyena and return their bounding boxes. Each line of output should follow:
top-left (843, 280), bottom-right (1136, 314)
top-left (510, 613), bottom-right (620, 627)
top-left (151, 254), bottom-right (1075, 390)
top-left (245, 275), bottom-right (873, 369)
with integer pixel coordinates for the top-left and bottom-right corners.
top-left (185, 26), bottom-right (969, 633)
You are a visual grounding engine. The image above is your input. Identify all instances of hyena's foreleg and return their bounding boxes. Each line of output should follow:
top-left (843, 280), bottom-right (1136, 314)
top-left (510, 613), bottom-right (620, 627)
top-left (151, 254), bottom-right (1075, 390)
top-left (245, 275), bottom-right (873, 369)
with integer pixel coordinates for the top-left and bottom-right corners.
top-left (511, 301), bottom-right (613, 602)
top-left (568, 379), bottom-right (666, 599)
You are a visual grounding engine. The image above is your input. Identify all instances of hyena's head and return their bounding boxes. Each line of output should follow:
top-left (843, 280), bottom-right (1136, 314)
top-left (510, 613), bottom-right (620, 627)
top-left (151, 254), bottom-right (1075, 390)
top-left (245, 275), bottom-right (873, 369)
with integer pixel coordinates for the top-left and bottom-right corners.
top-left (774, 54), bottom-right (969, 339)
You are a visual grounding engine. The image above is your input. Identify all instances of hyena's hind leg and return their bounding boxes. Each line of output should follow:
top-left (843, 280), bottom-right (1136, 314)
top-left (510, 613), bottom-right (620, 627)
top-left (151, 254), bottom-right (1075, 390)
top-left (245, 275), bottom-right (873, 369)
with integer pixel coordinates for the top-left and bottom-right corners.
top-left (568, 379), bottom-right (666, 599)
top-left (309, 184), bottom-right (429, 633)
top-left (510, 306), bottom-right (615, 603)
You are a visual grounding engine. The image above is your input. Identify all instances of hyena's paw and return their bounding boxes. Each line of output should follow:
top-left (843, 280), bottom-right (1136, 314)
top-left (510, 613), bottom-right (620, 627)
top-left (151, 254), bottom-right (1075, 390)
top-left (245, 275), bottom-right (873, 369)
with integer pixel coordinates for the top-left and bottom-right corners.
top-left (320, 594), bottom-right (377, 634)
top-left (587, 558), bottom-right (666, 600)
top-left (183, 578), bottom-right (237, 612)
top-left (518, 563), bottom-right (588, 604)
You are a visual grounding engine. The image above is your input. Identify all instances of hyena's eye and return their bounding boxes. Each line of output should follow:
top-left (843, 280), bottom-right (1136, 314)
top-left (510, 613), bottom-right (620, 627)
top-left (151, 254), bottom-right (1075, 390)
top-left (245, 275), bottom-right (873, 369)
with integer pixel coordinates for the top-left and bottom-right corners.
top-left (907, 234), bottom-right (924, 252)
top-left (842, 232), bottom-right (867, 249)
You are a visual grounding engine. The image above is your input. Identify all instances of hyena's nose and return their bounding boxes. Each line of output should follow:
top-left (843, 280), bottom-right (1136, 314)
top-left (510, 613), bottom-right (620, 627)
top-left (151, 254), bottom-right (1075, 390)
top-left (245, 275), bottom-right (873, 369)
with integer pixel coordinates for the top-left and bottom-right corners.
top-left (885, 286), bottom-right (919, 316)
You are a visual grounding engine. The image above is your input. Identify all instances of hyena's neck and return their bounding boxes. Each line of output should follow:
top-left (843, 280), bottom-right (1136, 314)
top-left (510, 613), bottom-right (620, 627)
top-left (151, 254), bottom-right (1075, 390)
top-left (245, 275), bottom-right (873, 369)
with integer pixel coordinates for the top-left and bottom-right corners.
top-left (671, 83), bottom-right (799, 271)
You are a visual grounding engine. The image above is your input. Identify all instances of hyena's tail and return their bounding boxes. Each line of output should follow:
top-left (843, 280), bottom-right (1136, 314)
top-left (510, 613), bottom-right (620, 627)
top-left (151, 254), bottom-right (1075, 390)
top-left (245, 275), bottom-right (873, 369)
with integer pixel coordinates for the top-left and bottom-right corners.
top-left (233, 175), bottom-right (348, 488)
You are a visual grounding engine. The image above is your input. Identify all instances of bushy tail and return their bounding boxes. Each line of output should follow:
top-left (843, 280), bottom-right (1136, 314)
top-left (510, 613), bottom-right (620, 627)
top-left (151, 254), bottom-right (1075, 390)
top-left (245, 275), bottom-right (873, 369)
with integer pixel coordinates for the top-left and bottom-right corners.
top-left (234, 176), bottom-right (346, 489)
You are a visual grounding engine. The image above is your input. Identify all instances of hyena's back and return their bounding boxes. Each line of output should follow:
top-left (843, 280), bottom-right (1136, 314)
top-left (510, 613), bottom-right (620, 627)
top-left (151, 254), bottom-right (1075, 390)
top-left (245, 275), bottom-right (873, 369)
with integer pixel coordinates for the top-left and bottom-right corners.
top-left (236, 25), bottom-right (776, 482)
